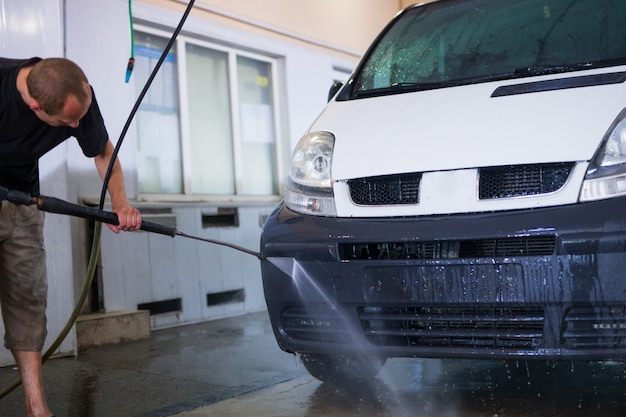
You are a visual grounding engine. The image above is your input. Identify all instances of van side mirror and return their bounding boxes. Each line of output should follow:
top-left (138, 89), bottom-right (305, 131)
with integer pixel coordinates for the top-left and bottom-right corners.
top-left (327, 82), bottom-right (344, 102)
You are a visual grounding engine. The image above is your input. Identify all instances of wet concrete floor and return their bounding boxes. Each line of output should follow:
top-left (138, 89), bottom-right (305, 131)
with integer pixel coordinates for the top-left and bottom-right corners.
top-left (1, 311), bottom-right (625, 416)
top-left (0, 311), bottom-right (307, 417)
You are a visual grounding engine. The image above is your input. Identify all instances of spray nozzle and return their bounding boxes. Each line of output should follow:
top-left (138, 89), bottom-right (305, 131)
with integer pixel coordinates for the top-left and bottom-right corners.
top-left (125, 57), bottom-right (135, 83)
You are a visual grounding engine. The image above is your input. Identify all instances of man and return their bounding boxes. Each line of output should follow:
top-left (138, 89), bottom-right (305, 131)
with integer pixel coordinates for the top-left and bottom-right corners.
top-left (0, 57), bottom-right (142, 417)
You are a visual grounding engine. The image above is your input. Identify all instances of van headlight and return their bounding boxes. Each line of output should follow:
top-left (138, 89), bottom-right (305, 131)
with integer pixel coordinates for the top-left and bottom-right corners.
top-left (580, 109), bottom-right (626, 202)
top-left (284, 131), bottom-right (337, 216)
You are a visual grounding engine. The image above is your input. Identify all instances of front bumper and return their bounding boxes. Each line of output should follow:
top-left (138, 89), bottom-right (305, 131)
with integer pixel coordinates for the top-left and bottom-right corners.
top-left (260, 196), bottom-right (626, 361)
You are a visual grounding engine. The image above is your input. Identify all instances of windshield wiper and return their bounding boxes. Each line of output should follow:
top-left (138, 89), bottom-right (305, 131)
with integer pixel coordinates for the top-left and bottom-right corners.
top-left (390, 82), bottom-right (445, 88)
top-left (353, 79), bottom-right (474, 98)
top-left (515, 58), bottom-right (626, 77)
top-left (354, 72), bottom-right (518, 98)
top-left (352, 82), bottom-right (438, 98)
top-left (513, 62), bottom-right (594, 77)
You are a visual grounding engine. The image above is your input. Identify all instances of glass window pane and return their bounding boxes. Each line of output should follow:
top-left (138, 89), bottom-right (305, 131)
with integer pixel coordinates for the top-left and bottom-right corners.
top-left (186, 44), bottom-right (235, 195)
top-left (355, 0), bottom-right (626, 93)
top-left (237, 56), bottom-right (278, 195)
top-left (134, 32), bottom-right (183, 194)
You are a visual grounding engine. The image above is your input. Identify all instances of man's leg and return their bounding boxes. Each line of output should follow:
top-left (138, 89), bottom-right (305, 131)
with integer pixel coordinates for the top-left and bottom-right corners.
top-left (0, 203), bottom-right (51, 416)
top-left (12, 350), bottom-right (53, 417)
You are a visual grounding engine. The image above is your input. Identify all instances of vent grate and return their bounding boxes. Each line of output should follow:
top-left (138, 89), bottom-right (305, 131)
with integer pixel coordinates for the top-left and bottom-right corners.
top-left (339, 235), bottom-right (556, 260)
top-left (348, 173), bottom-right (421, 205)
top-left (360, 305), bottom-right (544, 349)
top-left (138, 298), bottom-right (182, 315)
top-left (479, 162), bottom-right (574, 199)
top-left (206, 289), bottom-right (245, 306)
top-left (563, 305), bottom-right (626, 349)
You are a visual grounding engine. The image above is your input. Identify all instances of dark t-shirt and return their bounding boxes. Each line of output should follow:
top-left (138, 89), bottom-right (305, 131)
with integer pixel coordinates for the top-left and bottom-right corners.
top-left (0, 57), bottom-right (108, 195)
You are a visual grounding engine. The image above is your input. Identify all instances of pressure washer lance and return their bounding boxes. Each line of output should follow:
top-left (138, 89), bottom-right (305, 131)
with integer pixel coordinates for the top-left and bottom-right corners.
top-left (0, 185), bottom-right (265, 260)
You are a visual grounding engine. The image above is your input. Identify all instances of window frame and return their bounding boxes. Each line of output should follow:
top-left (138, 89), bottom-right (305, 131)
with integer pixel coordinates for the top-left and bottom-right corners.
top-left (133, 24), bottom-right (285, 203)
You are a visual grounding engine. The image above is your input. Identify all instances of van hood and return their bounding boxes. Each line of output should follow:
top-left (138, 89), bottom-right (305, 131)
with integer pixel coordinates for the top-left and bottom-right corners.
top-left (312, 70), bottom-right (626, 181)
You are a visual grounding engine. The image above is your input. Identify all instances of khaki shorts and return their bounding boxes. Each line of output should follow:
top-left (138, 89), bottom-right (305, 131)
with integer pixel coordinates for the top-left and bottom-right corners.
top-left (0, 202), bottom-right (47, 352)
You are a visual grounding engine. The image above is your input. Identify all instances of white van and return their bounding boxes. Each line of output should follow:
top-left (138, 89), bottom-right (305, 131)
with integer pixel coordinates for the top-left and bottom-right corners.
top-left (260, 0), bottom-right (626, 382)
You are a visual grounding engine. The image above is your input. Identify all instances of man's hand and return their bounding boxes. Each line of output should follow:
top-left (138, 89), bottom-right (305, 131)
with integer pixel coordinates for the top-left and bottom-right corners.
top-left (108, 204), bottom-right (142, 233)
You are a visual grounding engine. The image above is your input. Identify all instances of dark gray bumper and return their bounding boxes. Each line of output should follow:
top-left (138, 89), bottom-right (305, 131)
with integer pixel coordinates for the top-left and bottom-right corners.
top-left (260, 197), bottom-right (626, 361)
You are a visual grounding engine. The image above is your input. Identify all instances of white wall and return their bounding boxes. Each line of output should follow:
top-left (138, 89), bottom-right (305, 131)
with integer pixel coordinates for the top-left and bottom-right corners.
top-left (63, 0), bottom-right (141, 311)
top-left (90, 1), bottom-right (358, 329)
top-left (100, 205), bottom-right (269, 328)
top-left (0, 0), bottom-right (75, 366)
top-left (65, 0), bottom-right (140, 200)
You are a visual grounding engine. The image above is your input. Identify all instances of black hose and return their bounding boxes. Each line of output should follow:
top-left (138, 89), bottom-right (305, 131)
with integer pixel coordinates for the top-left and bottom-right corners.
top-left (2, 187), bottom-right (264, 257)
top-left (175, 231), bottom-right (265, 260)
top-left (36, 195), bottom-right (177, 237)
top-left (36, 194), bottom-right (264, 259)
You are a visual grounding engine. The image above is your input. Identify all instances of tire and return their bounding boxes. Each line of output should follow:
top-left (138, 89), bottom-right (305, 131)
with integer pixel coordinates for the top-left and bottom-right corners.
top-left (300, 353), bottom-right (387, 382)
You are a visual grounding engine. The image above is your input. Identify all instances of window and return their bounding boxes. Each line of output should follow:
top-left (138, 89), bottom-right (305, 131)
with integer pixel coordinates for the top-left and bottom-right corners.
top-left (134, 32), bottom-right (182, 194)
top-left (354, 0), bottom-right (626, 94)
top-left (133, 28), bottom-right (281, 197)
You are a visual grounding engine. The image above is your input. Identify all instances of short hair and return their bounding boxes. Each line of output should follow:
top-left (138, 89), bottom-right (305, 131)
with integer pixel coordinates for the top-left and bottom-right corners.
top-left (26, 58), bottom-right (89, 116)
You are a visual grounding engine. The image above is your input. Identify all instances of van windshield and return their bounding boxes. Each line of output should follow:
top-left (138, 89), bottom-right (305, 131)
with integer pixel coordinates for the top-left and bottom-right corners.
top-left (352, 0), bottom-right (626, 97)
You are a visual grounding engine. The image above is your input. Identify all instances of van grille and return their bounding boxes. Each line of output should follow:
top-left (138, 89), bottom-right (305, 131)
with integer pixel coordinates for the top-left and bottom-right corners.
top-left (479, 162), bottom-right (574, 199)
top-left (339, 235), bottom-right (556, 260)
top-left (345, 163), bottom-right (573, 207)
top-left (348, 173), bottom-right (421, 205)
top-left (360, 305), bottom-right (544, 349)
